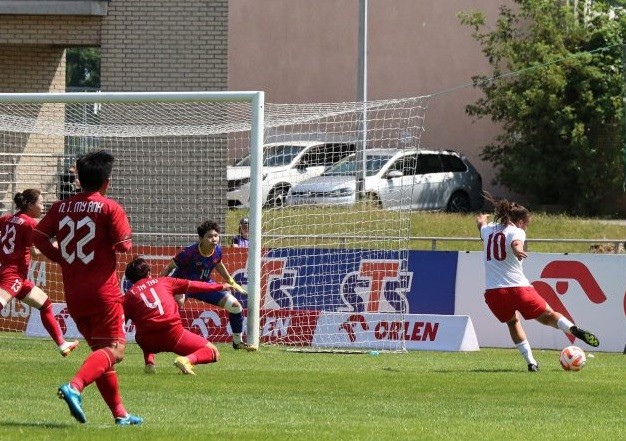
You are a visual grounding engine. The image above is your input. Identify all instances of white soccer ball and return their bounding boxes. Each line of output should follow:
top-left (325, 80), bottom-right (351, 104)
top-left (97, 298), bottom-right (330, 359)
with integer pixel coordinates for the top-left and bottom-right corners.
top-left (559, 345), bottom-right (586, 371)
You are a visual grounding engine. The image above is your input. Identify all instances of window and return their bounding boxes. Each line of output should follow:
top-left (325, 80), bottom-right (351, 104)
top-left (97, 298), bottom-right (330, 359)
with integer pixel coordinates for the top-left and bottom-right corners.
top-left (441, 154), bottom-right (467, 172)
top-left (416, 154), bottom-right (443, 174)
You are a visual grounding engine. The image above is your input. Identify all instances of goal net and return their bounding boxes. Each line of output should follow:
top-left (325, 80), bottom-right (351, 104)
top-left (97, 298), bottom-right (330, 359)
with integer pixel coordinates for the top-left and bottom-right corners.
top-left (0, 91), bottom-right (428, 353)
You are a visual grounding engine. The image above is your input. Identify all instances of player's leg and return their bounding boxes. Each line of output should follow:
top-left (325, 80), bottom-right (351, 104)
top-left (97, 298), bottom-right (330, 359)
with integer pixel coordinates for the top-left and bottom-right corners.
top-left (219, 292), bottom-right (256, 351)
top-left (59, 304), bottom-right (142, 425)
top-left (172, 328), bottom-right (220, 375)
top-left (188, 290), bottom-right (256, 350)
top-left (0, 286), bottom-right (13, 311)
top-left (534, 305), bottom-right (600, 347)
top-left (20, 284), bottom-right (79, 356)
top-left (506, 314), bottom-right (539, 371)
top-left (486, 287), bottom-right (538, 371)
top-left (135, 330), bottom-right (173, 374)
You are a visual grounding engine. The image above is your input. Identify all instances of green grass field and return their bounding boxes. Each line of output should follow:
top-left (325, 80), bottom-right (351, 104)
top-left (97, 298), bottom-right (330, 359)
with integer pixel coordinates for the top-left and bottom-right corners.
top-left (226, 209), bottom-right (626, 253)
top-left (0, 337), bottom-right (623, 441)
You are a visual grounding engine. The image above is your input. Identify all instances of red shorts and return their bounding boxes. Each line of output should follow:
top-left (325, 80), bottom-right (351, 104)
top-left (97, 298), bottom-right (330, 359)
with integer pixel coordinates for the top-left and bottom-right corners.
top-left (484, 285), bottom-right (547, 322)
top-left (0, 269), bottom-right (34, 300)
top-left (73, 302), bottom-right (126, 350)
top-left (135, 325), bottom-right (209, 356)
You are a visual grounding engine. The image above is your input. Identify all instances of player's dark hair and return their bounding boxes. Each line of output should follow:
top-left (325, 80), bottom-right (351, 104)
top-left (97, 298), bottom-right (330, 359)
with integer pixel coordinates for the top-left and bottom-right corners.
top-left (76, 150), bottom-right (115, 191)
top-left (125, 257), bottom-right (151, 284)
top-left (197, 220), bottom-right (220, 238)
top-left (14, 188), bottom-right (41, 211)
top-left (483, 191), bottom-right (529, 226)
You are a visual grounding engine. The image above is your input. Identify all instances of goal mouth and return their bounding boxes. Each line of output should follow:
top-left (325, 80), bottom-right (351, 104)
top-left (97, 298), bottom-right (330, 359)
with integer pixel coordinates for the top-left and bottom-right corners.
top-left (0, 91), bottom-right (429, 353)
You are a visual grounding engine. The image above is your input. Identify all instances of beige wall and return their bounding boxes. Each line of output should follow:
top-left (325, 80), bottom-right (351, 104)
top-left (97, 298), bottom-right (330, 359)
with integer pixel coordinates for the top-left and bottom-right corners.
top-left (228, 0), bottom-right (511, 198)
top-left (0, 1), bottom-right (514, 200)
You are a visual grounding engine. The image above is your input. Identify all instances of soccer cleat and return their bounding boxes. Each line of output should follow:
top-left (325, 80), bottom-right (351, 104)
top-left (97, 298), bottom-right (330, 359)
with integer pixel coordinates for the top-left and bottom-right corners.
top-left (144, 363), bottom-right (157, 374)
top-left (232, 341), bottom-right (258, 351)
top-left (173, 356), bottom-right (196, 375)
top-left (59, 340), bottom-right (80, 357)
top-left (527, 363), bottom-right (539, 372)
top-left (57, 383), bottom-right (87, 423)
top-left (115, 413), bottom-right (144, 426)
top-left (570, 326), bottom-right (600, 347)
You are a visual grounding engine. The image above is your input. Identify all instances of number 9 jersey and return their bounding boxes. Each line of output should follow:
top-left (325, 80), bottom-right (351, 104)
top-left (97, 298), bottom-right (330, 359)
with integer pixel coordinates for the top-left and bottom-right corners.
top-left (480, 223), bottom-right (530, 289)
top-left (34, 191), bottom-right (132, 317)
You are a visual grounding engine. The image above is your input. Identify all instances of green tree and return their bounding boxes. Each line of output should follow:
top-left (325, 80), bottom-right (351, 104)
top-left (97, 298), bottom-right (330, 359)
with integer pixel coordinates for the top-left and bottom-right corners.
top-left (66, 47), bottom-right (100, 89)
top-left (459, 0), bottom-right (626, 215)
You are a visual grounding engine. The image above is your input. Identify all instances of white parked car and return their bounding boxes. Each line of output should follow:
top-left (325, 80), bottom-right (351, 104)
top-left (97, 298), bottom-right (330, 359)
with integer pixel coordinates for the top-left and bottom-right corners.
top-left (227, 140), bottom-right (356, 208)
top-left (285, 148), bottom-right (483, 211)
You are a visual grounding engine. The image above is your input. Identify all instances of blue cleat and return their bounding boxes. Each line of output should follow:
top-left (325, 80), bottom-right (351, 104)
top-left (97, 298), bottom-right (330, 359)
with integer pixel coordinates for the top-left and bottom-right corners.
top-left (57, 383), bottom-right (87, 423)
top-left (115, 413), bottom-right (144, 426)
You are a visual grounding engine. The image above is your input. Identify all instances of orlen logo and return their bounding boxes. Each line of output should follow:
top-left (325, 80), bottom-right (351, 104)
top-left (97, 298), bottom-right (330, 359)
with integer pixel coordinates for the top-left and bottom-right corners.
top-left (532, 261), bottom-right (607, 344)
top-left (338, 260), bottom-right (412, 313)
top-left (339, 314), bottom-right (369, 342)
top-left (261, 258), bottom-right (297, 309)
top-left (54, 307), bottom-right (71, 335)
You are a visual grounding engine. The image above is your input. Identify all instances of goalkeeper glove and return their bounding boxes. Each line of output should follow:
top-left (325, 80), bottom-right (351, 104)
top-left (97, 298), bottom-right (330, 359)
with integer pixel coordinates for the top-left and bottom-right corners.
top-left (227, 277), bottom-right (247, 296)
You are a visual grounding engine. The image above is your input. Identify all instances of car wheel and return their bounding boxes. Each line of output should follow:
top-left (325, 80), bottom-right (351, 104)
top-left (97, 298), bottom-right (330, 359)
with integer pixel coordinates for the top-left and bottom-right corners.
top-left (447, 191), bottom-right (470, 212)
top-left (268, 186), bottom-right (289, 208)
top-left (363, 192), bottom-right (382, 209)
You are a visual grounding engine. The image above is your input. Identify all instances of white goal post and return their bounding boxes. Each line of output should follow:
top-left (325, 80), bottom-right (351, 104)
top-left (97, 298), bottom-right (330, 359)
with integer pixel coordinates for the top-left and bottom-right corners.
top-left (0, 91), bottom-right (429, 353)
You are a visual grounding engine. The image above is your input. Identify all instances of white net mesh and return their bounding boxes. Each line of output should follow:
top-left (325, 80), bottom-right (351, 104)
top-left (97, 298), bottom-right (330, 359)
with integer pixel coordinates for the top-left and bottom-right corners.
top-left (0, 93), bottom-right (429, 352)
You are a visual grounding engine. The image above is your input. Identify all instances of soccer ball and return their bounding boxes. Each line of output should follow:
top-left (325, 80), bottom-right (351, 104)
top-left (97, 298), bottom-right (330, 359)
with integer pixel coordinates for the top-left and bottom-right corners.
top-left (559, 345), bottom-right (586, 371)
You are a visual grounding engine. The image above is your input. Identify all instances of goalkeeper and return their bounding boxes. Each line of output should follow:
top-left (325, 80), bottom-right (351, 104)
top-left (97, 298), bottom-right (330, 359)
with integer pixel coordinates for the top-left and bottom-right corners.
top-left (157, 220), bottom-right (255, 359)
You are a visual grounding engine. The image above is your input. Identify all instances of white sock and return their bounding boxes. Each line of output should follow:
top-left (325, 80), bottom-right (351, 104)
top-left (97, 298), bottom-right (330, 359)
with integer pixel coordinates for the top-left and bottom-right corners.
top-left (516, 340), bottom-right (537, 365)
top-left (557, 316), bottom-right (575, 334)
top-left (232, 333), bottom-right (242, 344)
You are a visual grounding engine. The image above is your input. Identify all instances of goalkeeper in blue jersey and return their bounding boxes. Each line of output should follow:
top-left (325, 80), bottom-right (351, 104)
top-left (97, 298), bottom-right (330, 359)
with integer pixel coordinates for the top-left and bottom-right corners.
top-left (143, 220), bottom-right (256, 372)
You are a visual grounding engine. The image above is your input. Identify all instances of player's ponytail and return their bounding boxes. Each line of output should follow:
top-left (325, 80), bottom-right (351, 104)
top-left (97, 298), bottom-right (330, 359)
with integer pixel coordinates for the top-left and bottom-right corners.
top-left (14, 188), bottom-right (41, 211)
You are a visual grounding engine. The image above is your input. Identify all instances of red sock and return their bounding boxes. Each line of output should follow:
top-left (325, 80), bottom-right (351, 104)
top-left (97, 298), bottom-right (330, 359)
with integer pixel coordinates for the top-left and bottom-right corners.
top-left (188, 346), bottom-right (219, 365)
top-left (70, 348), bottom-right (116, 392)
top-left (144, 351), bottom-right (155, 365)
top-left (95, 369), bottom-right (127, 419)
top-left (39, 299), bottom-right (65, 346)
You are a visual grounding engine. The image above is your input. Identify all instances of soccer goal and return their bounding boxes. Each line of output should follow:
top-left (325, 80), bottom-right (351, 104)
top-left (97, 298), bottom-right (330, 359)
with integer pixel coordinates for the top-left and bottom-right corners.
top-left (0, 91), bottom-right (428, 353)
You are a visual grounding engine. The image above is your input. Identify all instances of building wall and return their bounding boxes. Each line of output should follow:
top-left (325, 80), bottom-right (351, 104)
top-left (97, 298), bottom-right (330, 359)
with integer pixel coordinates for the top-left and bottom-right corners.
top-left (228, 0), bottom-right (512, 198)
top-left (100, 0), bottom-right (228, 92)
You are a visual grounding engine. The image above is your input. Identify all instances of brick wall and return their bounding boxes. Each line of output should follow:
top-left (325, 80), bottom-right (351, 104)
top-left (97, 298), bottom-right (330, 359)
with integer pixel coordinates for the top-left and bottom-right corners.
top-left (0, 2), bottom-right (230, 227)
top-left (101, 0), bottom-right (228, 92)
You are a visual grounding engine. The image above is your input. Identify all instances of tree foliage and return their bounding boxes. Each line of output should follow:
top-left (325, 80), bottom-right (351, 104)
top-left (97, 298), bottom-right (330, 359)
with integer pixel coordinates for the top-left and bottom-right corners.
top-left (66, 48), bottom-right (100, 89)
top-left (459, 0), bottom-right (626, 215)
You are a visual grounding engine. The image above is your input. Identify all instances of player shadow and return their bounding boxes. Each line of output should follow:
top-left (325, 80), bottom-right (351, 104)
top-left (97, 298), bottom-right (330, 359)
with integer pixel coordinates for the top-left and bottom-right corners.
top-left (0, 420), bottom-right (70, 429)
top-left (434, 368), bottom-right (521, 373)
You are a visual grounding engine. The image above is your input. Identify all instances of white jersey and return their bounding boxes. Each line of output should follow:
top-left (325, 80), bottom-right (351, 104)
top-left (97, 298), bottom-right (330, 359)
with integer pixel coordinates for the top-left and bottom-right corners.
top-left (480, 222), bottom-right (530, 289)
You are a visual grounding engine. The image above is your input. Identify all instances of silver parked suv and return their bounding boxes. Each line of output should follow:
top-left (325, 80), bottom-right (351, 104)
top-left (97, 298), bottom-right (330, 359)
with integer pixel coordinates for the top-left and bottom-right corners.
top-left (286, 148), bottom-right (483, 212)
top-left (227, 140), bottom-right (356, 208)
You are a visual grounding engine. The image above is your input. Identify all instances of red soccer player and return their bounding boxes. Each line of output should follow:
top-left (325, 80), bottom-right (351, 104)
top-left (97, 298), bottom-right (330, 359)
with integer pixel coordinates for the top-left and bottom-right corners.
top-left (0, 189), bottom-right (79, 356)
top-left (34, 150), bottom-right (142, 426)
top-left (123, 257), bottom-right (229, 375)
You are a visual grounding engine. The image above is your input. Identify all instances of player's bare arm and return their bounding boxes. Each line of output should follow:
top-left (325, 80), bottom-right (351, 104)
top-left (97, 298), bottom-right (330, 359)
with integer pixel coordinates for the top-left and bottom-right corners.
top-left (511, 239), bottom-right (527, 260)
top-left (476, 213), bottom-right (489, 232)
top-left (161, 260), bottom-right (177, 276)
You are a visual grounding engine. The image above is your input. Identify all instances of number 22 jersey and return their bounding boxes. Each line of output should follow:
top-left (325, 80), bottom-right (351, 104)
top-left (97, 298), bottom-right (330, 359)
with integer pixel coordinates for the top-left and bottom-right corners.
top-left (34, 191), bottom-right (132, 317)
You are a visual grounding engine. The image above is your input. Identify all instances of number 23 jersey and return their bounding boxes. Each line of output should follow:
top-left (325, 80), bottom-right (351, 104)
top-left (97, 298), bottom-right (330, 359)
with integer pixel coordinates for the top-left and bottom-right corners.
top-left (480, 223), bottom-right (530, 289)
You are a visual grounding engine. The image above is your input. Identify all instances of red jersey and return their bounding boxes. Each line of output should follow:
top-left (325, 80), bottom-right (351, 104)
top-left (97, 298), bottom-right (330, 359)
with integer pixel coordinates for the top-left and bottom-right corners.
top-left (0, 212), bottom-right (37, 277)
top-left (33, 191), bottom-right (132, 317)
top-left (123, 276), bottom-right (225, 333)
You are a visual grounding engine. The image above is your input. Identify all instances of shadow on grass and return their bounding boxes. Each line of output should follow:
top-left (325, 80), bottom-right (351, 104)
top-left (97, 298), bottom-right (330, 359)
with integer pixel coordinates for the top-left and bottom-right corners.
top-left (434, 368), bottom-right (521, 373)
top-left (0, 420), bottom-right (71, 429)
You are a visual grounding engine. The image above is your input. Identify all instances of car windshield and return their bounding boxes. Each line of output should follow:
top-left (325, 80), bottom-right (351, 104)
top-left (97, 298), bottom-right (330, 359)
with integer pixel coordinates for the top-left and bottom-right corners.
top-left (322, 154), bottom-right (393, 177)
top-left (234, 144), bottom-right (309, 167)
